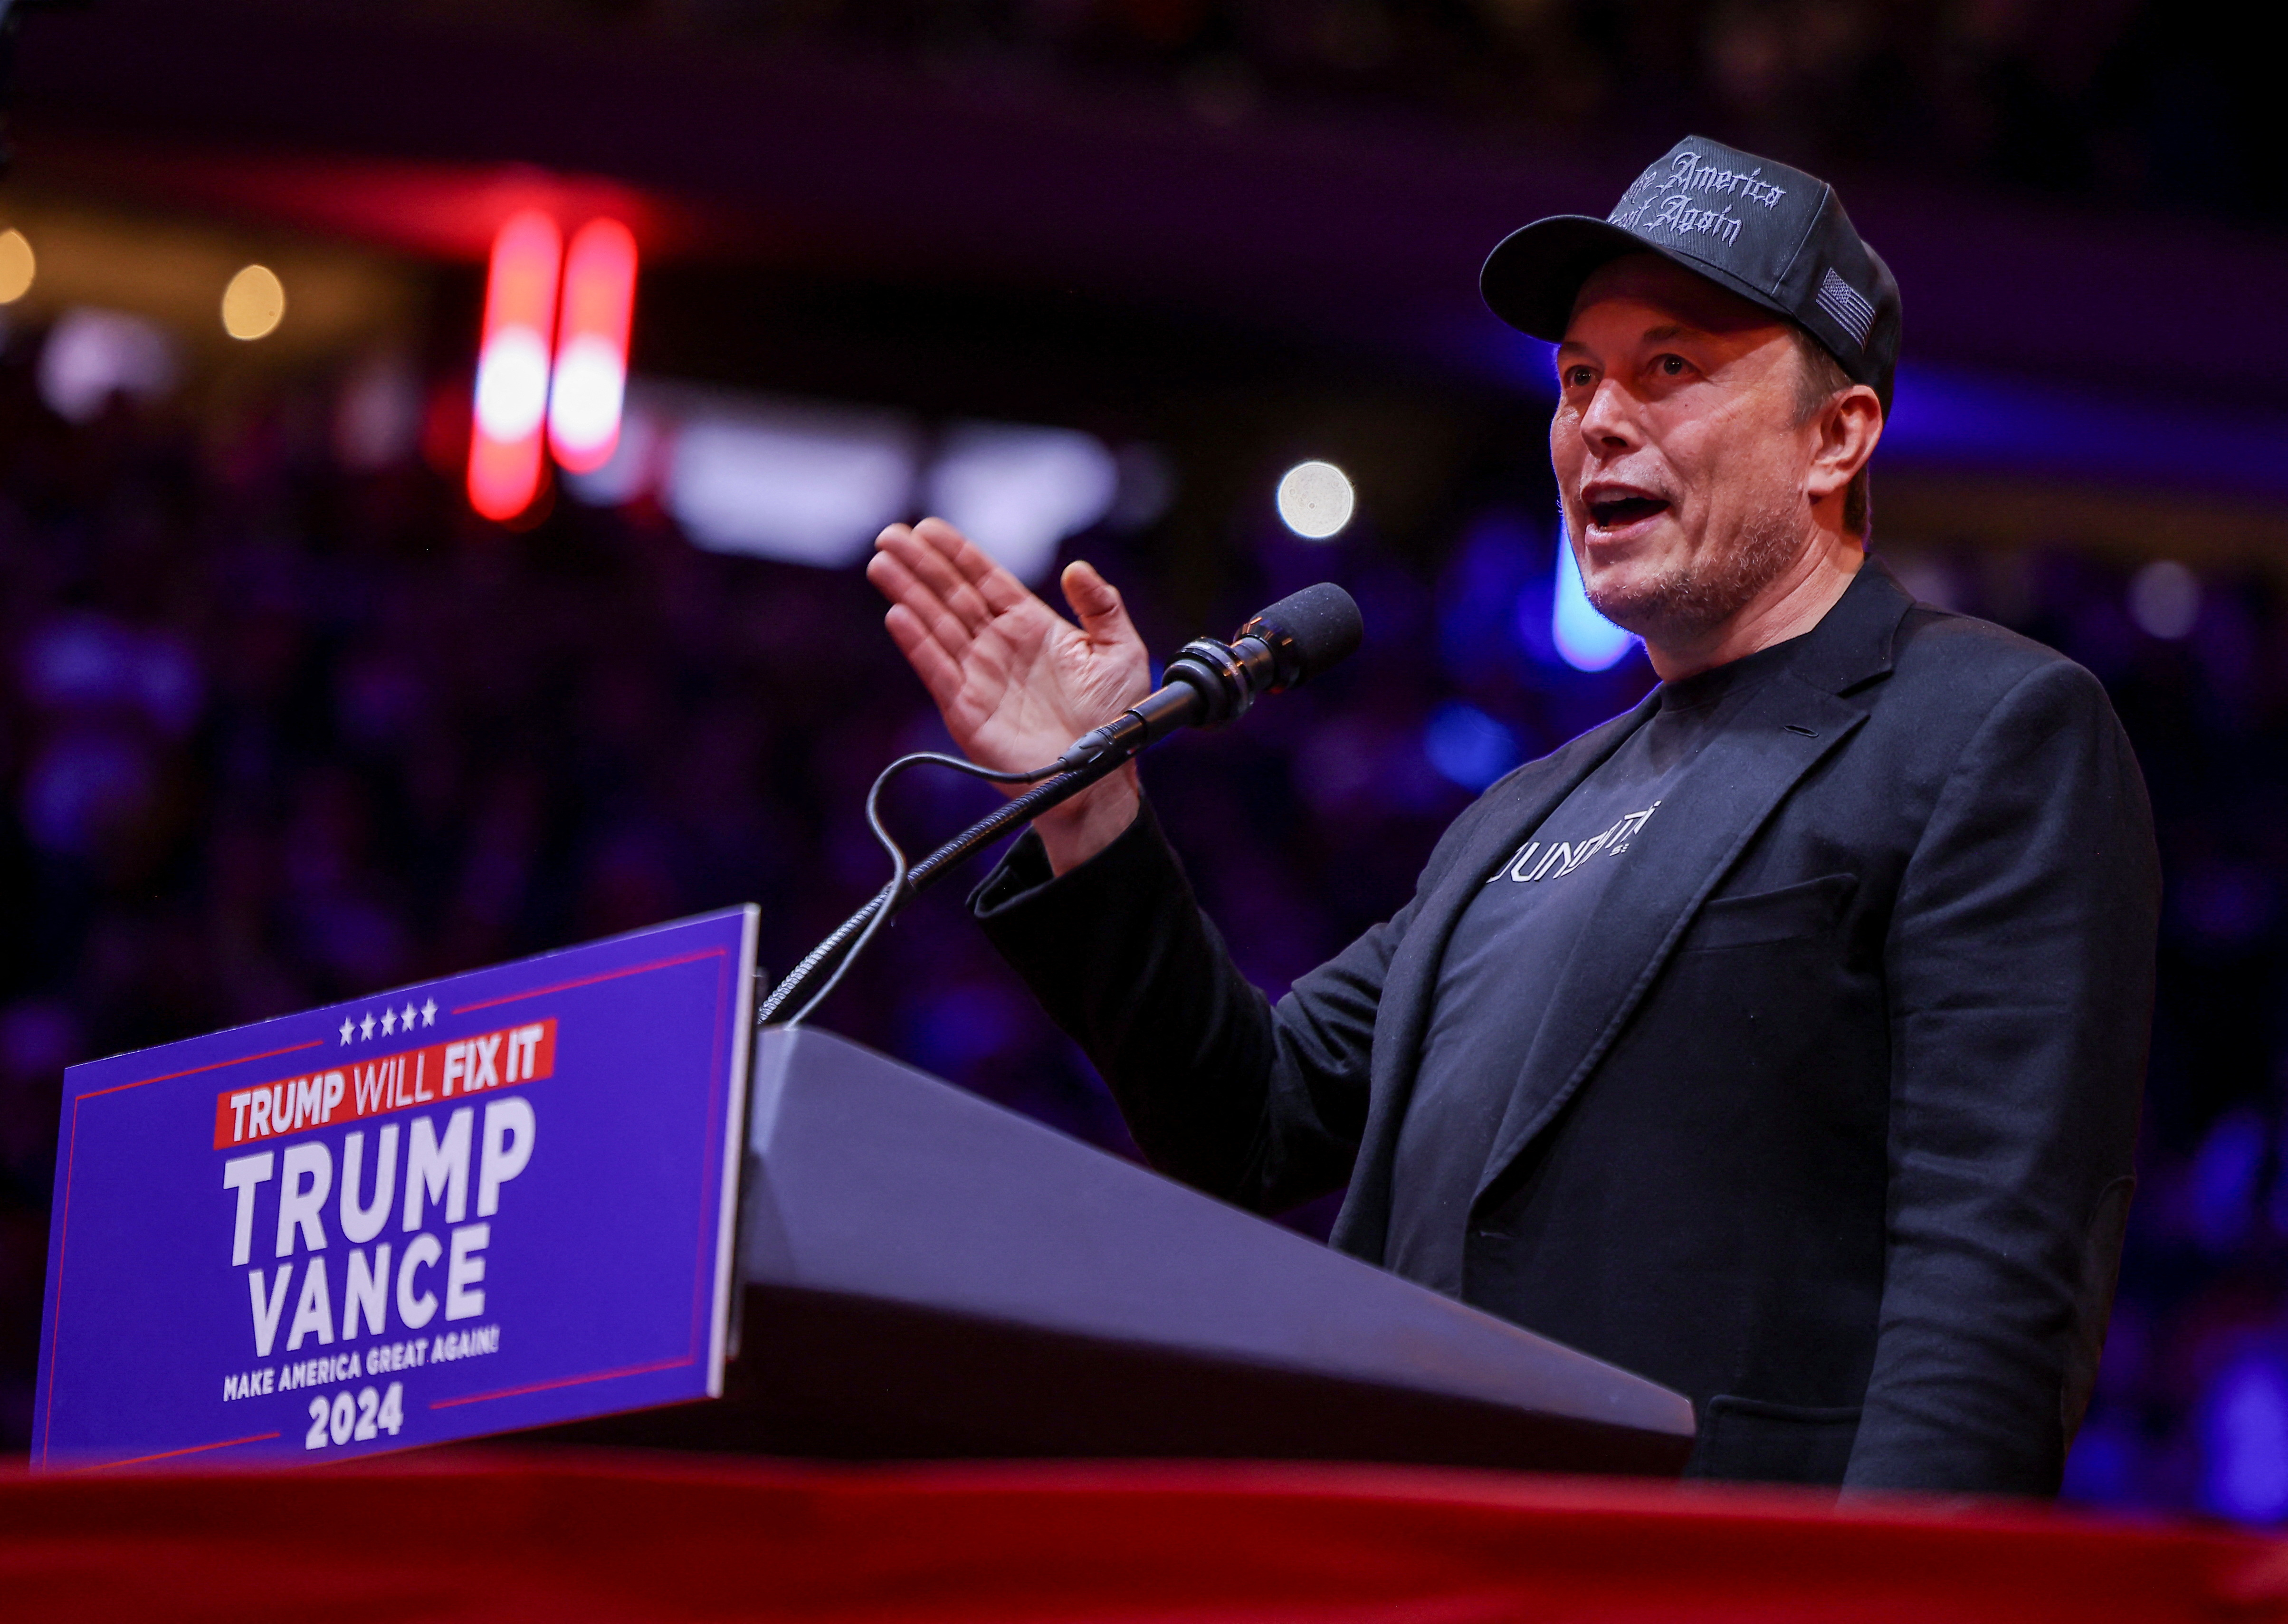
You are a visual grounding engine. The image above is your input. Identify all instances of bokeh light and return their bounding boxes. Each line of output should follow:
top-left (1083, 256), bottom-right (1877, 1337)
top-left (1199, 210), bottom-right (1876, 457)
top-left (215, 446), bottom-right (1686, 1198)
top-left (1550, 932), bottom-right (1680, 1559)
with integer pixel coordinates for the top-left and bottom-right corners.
top-left (2203, 1353), bottom-right (2288, 1523)
top-left (1276, 460), bottom-right (1354, 539)
top-left (38, 308), bottom-right (179, 422)
top-left (547, 218), bottom-right (639, 474)
top-left (925, 422), bottom-right (1119, 583)
top-left (0, 228), bottom-right (34, 304)
top-left (2129, 560), bottom-right (2201, 640)
top-left (467, 211), bottom-right (564, 522)
top-left (1423, 701), bottom-right (1520, 790)
top-left (475, 329), bottom-right (552, 442)
top-left (220, 265), bottom-right (286, 340)
top-left (1552, 529), bottom-right (1636, 671)
top-left (665, 396), bottom-right (917, 567)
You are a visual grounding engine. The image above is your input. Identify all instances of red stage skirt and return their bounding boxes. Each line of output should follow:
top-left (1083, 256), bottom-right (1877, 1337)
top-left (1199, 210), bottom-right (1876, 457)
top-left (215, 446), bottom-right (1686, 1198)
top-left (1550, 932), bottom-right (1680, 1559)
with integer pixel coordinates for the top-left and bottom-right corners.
top-left (4, 1451), bottom-right (2283, 1621)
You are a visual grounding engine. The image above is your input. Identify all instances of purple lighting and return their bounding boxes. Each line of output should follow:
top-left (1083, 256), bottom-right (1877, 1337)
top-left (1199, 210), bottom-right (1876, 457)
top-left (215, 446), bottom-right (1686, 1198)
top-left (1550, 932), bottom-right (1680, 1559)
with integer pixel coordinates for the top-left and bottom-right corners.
top-left (1423, 702), bottom-right (1520, 791)
top-left (2203, 1353), bottom-right (2288, 1524)
top-left (1448, 312), bottom-right (2288, 508)
top-left (1881, 365), bottom-right (2288, 499)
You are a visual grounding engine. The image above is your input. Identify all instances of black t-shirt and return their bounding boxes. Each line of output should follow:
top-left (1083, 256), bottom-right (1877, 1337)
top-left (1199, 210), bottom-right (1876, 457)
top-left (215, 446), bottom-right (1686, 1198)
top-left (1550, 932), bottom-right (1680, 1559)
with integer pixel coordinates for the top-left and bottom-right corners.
top-left (1386, 636), bottom-right (1802, 1295)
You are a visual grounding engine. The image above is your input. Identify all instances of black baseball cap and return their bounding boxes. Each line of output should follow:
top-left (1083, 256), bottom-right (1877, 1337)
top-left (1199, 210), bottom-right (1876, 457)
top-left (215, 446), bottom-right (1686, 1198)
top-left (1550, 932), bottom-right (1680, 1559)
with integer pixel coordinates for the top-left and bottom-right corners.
top-left (1481, 135), bottom-right (1902, 409)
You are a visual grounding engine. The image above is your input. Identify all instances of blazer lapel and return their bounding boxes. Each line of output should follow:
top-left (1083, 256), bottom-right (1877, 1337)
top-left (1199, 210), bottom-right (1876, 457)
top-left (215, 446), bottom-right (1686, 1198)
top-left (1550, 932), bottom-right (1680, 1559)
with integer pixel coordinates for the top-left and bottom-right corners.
top-left (1331, 558), bottom-right (1918, 1260)
top-left (1471, 669), bottom-right (1870, 1207)
top-left (1332, 691), bottom-right (1659, 1261)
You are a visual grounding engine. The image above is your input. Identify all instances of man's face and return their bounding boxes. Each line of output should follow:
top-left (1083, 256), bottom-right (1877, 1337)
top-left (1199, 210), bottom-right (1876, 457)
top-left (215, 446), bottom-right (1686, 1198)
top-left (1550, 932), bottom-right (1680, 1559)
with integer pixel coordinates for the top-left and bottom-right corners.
top-left (1550, 254), bottom-right (1824, 644)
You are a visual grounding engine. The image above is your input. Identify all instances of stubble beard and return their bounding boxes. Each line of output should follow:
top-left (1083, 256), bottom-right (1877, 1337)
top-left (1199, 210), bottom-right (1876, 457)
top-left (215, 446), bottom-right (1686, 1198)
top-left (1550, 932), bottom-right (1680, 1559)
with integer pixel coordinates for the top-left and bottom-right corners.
top-left (1575, 494), bottom-right (1805, 649)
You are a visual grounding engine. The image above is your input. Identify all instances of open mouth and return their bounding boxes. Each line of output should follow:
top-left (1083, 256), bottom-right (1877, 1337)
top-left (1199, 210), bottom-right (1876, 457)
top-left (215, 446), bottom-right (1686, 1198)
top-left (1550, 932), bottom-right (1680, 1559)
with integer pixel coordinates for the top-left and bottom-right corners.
top-left (1587, 495), bottom-right (1670, 530)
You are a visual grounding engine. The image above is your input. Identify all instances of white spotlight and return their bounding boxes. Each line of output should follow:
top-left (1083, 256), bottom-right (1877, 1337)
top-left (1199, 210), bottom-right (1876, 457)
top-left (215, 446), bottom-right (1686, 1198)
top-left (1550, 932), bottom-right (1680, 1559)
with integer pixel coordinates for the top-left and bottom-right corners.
top-left (665, 396), bottom-right (919, 568)
top-left (472, 326), bottom-right (552, 442)
top-left (925, 422), bottom-right (1119, 584)
top-left (2129, 560), bottom-right (2201, 640)
top-left (38, 308), bottom-right (178, 423)
top-left (1276, 460), bottom-right (1354, 540)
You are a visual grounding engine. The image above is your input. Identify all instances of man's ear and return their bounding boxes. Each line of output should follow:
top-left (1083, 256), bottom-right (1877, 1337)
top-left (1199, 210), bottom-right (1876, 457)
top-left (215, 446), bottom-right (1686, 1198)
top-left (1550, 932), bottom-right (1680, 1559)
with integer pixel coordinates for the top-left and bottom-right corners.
top-left (1808, 384), bottom-right (1882, 503)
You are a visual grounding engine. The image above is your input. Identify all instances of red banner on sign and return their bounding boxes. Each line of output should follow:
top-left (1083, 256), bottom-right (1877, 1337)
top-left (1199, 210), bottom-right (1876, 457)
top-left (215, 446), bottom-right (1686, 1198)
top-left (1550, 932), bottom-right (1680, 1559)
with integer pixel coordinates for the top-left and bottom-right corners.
top-left (211, 1020), bottom-right (557, 1150)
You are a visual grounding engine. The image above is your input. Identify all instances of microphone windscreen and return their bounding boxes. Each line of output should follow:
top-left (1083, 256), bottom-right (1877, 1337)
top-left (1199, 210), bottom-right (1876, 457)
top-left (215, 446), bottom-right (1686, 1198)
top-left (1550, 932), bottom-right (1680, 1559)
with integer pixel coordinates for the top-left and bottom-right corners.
top-left (1242, 583), bottom-right (1363, 686)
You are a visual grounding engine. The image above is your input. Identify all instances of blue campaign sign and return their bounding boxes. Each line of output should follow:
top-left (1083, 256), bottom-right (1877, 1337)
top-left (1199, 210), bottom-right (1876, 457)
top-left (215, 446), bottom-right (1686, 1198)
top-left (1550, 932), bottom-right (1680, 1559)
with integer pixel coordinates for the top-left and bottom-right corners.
top-left (32, 906), bottom-right (758, 1470)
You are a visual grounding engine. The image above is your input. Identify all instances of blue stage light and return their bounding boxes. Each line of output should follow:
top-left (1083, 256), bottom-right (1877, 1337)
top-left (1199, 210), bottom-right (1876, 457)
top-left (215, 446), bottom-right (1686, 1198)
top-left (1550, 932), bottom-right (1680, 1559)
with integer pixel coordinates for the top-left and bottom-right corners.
top-left (2191, 1108), bottom-right (2265, 1251)
top-left (1551, 530), bottom-right (1635, 671)
top-left (2202, 1354), bottom-right (2288, 1523)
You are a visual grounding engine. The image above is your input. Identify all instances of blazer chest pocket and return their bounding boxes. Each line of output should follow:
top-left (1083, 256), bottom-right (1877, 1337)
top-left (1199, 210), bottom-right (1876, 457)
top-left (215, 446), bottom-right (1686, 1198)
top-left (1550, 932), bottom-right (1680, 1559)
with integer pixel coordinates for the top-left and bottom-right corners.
top-left (1682, 872), bottom-right (1858, 951)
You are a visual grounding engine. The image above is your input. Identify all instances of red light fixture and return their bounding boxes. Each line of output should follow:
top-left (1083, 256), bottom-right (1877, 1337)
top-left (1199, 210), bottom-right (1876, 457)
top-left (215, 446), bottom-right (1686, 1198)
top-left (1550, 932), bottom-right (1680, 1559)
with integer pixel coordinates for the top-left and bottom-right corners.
top-left (548, 219), bottom-right (638, 475)
top-left (467, 211), bottom-right (563, 522)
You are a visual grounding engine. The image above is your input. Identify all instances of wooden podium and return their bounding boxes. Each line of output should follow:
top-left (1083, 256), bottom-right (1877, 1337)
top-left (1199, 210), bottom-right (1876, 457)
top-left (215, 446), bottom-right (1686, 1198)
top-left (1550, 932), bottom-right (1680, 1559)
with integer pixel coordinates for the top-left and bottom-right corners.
top-left (558, 1025), bottom-right (1697, 1474)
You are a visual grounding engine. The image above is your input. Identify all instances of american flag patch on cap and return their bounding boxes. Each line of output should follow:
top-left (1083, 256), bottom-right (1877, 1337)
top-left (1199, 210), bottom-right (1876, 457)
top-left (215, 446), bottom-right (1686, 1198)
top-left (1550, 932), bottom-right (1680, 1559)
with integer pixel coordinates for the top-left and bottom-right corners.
top-left (1815, 267), bottom-right (1876, 348)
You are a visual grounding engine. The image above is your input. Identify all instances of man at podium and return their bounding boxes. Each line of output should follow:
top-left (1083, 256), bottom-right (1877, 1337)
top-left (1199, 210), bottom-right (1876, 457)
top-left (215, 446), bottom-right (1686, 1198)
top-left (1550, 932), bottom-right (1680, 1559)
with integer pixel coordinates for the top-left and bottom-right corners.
top-left (865, 136), bottom-right (2158, 1495)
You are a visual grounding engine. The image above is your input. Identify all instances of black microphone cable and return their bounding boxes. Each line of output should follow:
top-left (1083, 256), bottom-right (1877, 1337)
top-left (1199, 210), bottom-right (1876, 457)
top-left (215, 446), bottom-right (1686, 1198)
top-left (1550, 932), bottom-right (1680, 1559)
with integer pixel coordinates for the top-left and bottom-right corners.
top-left (765, 750), bottom-right (1062, 1029)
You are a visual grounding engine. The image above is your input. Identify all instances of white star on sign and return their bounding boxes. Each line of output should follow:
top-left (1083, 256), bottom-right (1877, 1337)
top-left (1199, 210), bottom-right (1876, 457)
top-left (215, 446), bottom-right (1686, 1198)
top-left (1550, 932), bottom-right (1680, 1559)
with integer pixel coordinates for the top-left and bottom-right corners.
top-left (420, 999), bottom-right (437, 1028)
top-left (381, 1007), bottom-right (397, 1036)
top-left (402, 1003), bottom-right (417, 1032)
top-left (360, 1012), bottom-right (376, 1041)
top-left (340, 1018), bottom-right (354, 1046)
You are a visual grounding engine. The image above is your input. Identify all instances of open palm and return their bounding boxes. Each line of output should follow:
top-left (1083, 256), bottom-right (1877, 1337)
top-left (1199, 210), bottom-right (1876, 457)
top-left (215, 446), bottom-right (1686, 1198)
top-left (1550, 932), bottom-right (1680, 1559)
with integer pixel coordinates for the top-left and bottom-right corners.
top-left (866, 519), bottom-right (1152, 778)
top-left (874, 519), bottom-right (1162, 777)
top-left (869, 521), bottom-right (1162, 878)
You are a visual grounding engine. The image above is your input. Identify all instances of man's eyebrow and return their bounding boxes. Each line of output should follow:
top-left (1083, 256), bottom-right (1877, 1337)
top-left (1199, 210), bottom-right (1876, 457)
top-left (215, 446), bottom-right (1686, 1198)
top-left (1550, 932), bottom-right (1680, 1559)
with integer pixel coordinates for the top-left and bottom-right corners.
top-left (1555, 321), bottom-right (1704, 360)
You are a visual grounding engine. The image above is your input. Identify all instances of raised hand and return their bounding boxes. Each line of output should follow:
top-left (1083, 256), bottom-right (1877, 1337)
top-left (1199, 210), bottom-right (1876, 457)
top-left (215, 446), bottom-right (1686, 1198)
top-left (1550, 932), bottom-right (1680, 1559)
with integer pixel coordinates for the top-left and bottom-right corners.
top-left (867, 518), bottom-right (1148, 872)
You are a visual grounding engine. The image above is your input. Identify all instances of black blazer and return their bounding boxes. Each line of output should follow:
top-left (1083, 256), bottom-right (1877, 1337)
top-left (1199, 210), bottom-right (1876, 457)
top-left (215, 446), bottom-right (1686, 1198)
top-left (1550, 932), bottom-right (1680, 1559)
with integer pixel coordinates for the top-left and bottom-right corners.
top-left (972, 561), bottom-right (2159, 1493)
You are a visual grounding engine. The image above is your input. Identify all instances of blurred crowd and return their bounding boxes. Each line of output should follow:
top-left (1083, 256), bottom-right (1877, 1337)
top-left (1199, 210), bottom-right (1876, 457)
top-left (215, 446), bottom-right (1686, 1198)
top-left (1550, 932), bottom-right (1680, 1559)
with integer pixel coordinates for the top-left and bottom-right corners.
top-left (539, 0), bottom-right (2260, 224)
top-left (0, 315), bottom-right (2284, 1519)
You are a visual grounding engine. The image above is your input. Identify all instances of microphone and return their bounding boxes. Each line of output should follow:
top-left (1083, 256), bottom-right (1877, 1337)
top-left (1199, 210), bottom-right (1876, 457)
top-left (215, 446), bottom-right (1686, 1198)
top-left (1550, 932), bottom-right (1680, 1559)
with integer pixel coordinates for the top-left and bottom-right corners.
top-left (1052, 582), bottom-right (1364, 772)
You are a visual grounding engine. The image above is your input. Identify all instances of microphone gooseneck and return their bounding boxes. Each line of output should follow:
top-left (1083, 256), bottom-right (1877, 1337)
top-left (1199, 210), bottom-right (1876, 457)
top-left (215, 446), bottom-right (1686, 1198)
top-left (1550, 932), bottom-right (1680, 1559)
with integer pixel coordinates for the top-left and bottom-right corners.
top-left (1050, 582), bottom-right (1365, 772)
top-left (757, 583), bottom-right (1363, 1027)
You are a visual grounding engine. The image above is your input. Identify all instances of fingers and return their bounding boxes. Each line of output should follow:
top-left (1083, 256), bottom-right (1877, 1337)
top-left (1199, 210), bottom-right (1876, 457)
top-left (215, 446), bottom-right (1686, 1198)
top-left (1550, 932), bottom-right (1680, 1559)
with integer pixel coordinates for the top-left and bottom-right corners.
top-left (914, 517), bottom-right (1036, 618)
top-left (1060, 560), bottom-right (1141, 651)
top-left (871, 523), bottom-right (997, 637)
top-left (881, 602), bottom-right (966, 710)
top-left (866, 545), bottom-right (975, 666)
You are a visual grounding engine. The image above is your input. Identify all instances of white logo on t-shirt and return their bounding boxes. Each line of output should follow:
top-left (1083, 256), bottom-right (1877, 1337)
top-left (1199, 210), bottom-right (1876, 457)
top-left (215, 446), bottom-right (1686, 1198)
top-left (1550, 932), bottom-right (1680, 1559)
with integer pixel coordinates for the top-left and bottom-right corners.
top-left (1486, 801), bottom-right (1661, 885)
